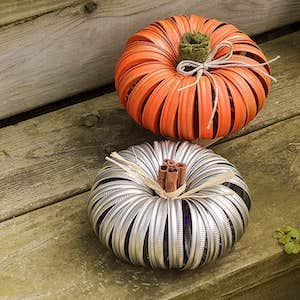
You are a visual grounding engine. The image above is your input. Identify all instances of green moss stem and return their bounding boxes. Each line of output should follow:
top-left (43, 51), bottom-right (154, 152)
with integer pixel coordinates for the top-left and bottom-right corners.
top-left (178, 31), bottom-right (211, 63)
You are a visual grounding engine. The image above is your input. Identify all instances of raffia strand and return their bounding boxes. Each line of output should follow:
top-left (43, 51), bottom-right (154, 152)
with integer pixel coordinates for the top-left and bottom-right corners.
top-left (176, 41), bottom-right (280, 129)
top-left (105, 152), bottom-right (234, 200)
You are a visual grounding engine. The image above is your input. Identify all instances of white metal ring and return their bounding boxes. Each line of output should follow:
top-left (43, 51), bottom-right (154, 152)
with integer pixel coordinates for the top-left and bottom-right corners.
top-left (88, 140), bottom-right (251, 270)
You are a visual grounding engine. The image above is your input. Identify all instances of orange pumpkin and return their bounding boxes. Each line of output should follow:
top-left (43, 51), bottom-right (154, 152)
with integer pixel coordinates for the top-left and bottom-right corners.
top-left (115, 15), bottom-right (273, 140)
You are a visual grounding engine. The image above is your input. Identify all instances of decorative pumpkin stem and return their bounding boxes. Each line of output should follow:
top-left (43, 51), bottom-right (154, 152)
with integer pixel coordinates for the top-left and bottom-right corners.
top-left (179, 31), bottom-right (211, 63)
top-left (157, 160), bottom-right (187, 192)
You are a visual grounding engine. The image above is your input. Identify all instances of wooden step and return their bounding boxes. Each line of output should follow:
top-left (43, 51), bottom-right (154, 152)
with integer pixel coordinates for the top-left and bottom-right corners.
top-left (0, 1), bottom-right (299, 119)
top-left (0, 31), bottom-right (299, 223)
top-left (0, 116), bottom-right (299, 299)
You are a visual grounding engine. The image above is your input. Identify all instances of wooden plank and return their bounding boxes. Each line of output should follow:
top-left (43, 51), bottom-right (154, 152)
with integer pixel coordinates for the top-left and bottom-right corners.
top-left (229, 268), bottom-right (300, 300)
top-left (0, 1), bottom-right (299, 119)
top-left (0, 93), bottom-right (157, 222)
top-left (0, 32), bottom-right (299, 222)
top-left (0, 1), bottom-right (84, 27)
top-left (0, 116), bottom-right (299, 299)
top-left (2, 0), bottom-right (299, 30)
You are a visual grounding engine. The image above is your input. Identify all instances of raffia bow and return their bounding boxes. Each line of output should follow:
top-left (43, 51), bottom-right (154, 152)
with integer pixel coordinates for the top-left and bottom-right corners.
top-left (176, 41), bottom-right (280, 129)
top-left (105, 152), bottom-right (235, 200)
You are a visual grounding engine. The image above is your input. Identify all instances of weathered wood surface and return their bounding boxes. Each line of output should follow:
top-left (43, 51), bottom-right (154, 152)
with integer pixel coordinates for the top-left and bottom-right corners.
top-left (0, 0), bottom-right (84, 27)
top-left (0, 32), bottom-right (299, 223)
top-left (230, 268), bottom-right (300, 300)
top-left (0, 93), bottom-right (157, 222)
top-left (0, 1), bottom-right (299, 119)
top-left (0, 116), bottom-right (299, 299)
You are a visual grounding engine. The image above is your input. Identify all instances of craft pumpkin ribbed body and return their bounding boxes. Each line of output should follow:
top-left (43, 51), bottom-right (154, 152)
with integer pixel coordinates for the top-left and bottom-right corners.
top-left (89, 141), bottom-right (251, 269)
top-left (115, 15), bottom-right (272, 140)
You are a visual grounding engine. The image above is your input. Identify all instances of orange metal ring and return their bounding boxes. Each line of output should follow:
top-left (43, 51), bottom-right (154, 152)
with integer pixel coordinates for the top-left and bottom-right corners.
top-left (115, 15), bottom-right (273, 141)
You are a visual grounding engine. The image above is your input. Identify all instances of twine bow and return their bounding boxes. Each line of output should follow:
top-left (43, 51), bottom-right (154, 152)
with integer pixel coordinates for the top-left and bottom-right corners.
top-left (105, 152), bottom-right (234, 200)
top-left (176, 41), bottom-right (280, 129)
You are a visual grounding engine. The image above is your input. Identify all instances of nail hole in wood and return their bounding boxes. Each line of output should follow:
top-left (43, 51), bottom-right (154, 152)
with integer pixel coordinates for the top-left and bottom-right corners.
top-left (84, 1), bottom-right (97, 14)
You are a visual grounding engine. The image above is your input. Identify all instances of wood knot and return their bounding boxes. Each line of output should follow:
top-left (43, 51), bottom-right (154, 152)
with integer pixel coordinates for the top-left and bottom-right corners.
top-left (80, 113), bottom-right (99, 127)
top-left (84, 1), bottom-right (97, 14)
top-left (288, 143), bottom-right (300, 153)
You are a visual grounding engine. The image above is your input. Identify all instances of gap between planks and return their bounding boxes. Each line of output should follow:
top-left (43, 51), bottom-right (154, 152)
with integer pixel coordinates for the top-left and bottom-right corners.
top-left (0, 115), bottom-right (299, 299)
top-left (0, 31), bottom-right (299, 223)
top-left (0, 83), bottom-right (115, 129)
top-left (0, 114), bottom-right (299, 226)
top-left (0, 24), bottom-right (299, 129)
top-left (0, 1), bottom-right (300, 119)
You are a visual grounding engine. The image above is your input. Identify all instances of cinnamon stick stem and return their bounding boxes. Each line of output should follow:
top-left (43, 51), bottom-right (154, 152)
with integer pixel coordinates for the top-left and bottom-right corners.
top-left (176, 162), bottom-right (187, 188)
top-left (157, 160), bottom-right (186, 192)
top-left (158, 165), bottom-right (168, 189)
top-left (163, 159), bottom-right (176, 166)
top-left (165, 166), bottom-right (178, 192)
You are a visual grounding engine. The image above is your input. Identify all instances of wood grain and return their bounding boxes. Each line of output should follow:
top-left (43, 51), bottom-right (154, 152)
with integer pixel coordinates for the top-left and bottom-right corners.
top-left (0, 93), bottom-right (157, 222)
top-left (0, 0), bottom-right (84, 27)
top-left (0, 32), bottom-right (299, 222)
top-left (229, 268), bottom-right (300, 300)
top-left (0, 116), bottom-right (299, 299)
top-left (0, 0), bottom-right (299, 119)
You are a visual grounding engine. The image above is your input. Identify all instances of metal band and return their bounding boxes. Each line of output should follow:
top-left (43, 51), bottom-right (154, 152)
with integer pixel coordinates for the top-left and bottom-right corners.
top-left (88, 140), bottom-right (251, 270)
